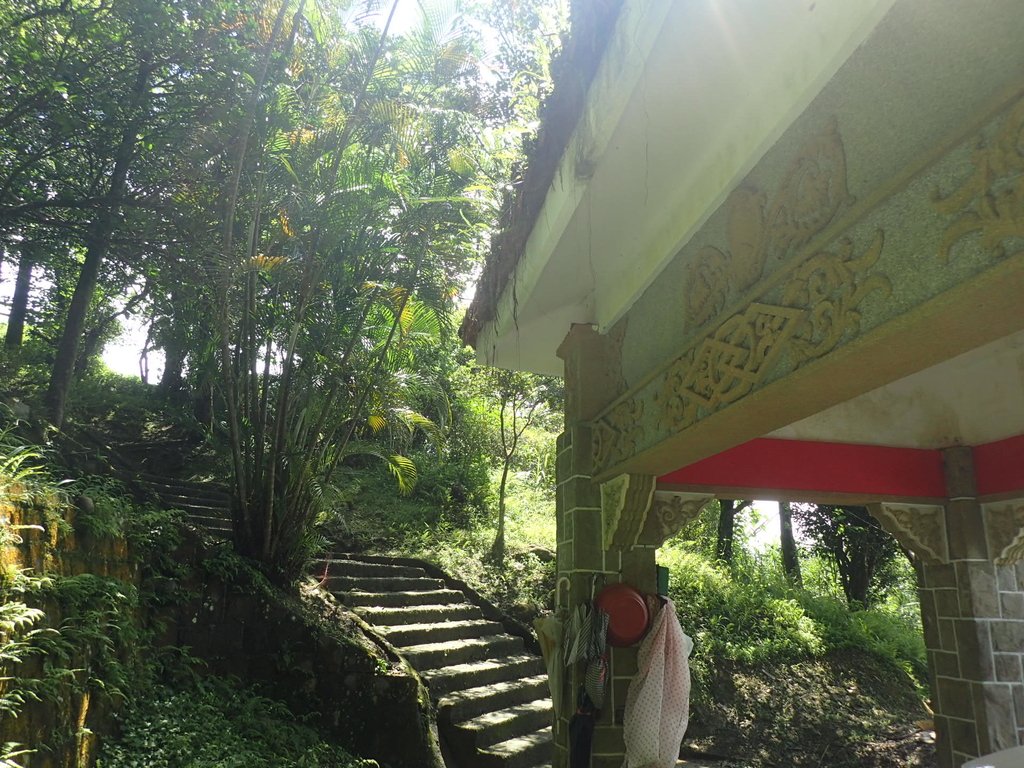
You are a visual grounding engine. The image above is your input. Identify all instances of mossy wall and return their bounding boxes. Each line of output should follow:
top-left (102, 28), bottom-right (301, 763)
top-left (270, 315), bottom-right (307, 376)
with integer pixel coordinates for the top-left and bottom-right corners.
top-left (1, 490), bottom-right (440, 768)
top-left (1, 490), bottom-right (139, 768)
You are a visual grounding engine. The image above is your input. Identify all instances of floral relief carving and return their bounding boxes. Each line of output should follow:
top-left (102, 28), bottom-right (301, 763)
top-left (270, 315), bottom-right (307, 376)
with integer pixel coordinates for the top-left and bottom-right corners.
top-left (982, 501), bottom-right (1024, 566)
top-left (875, 504), bottom-right (949, 565)
top-left (637, 492), bottom-right (714, 547)
top-left (685, 118), bottom-right (853, 328)
top-left (932, 96), bottom-right (1024, 262)
top-left (686, 245), bottom-right (729, 327)
top-left (600, 475), bottom-right (630, 551)
top-left (782, 231), bottom-right (891, 362)
top-left (600, 474), bottom-right (656, 550)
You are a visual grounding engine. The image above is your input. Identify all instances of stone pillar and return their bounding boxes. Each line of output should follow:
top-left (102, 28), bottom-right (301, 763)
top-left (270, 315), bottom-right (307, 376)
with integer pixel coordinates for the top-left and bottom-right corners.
top-left (554, 325), bottom-right (713, 767)
top-left (554, 324), bottom-right (626, 768)
top-left (884, 447), bottom-right (1024, 768)
top-left (555, 434), bottom-right (654, 767)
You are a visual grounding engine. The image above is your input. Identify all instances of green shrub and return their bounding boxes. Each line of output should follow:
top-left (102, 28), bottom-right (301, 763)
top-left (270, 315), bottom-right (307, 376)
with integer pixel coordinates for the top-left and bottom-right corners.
top-left (97, 675), bottom-right (374, 768)
top-left (663, 548), bottom-right (824, 664)
top-left (661, 544), bottom-right (927, 691)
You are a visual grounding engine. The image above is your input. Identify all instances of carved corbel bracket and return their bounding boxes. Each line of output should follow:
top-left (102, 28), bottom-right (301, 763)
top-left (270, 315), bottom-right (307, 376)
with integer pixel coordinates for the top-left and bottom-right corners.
top-left (600, 474), bottom-right (656, 550)
top-left (872, 503), bottom-right (949, 564)
top-left (982, 500), bottom-right (1024, 566)
top-left (636, 491), bottom-right (714, 547)
top-left (600, 477), bottom-right (711, 550)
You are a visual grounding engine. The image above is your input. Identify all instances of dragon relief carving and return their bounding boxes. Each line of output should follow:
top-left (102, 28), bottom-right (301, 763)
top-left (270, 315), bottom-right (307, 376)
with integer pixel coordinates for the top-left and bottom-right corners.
top-left (686, 118), bottom-right (854, 328)
top-left (874, 504), bottom-right (949, 564)
top-left (983, 501), bottom-right (1024, 566)
top-left (933, 96), bottom-right (1024, 262)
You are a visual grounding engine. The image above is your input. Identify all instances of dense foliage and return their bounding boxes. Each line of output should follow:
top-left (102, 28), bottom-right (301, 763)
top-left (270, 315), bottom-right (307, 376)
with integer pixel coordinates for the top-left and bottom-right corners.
top-left (0, 0), bottom-right (934, 763)
top-left (98, 676), bottom-right (372, 768)
top-left (0, 0), bottom-right (565, 581)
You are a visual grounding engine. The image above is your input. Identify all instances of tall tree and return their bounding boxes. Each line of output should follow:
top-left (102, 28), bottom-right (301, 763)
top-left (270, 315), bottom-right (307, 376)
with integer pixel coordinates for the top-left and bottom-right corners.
top-left (791, 503), bottom-right (898, 607)
top-left (187, 1), bottom-right (500, 580)
top-left (485, 369), bottom-right (552, 564)
top-left (4, 240), bottom-right (34, 349)
top-left (716, 498), bottom-right (751, 564)
top-left (779, 501), bottom-right (802, 586)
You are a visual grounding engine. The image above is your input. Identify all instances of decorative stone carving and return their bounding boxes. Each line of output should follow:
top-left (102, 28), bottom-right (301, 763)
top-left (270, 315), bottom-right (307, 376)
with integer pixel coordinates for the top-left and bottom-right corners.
top-left (873, 503), bottom-right (949, 564)
top-left (590, 117), bottom-right (891, 476)
top-left (593, 227), bottom-right (890, 474)
top-left (636, 492), bottom-right (714, 547)
top-left (592, 397), bottom-right (645, 473)
top-left (660, 303), bottom-right (804, 431)
top-left (600, 474), bottom-right (656, 550)
top-left (932, 96), bottom-right (1024, 262)
top-left (685, 118), bottom-right (853, 328)
top-left (982, 500), bottom-right (1024, 565)
top-left (782, 231), bottom-right (891, 362)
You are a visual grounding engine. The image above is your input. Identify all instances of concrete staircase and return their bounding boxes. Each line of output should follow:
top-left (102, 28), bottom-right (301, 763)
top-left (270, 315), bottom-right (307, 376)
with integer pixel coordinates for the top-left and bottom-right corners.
top-left (136, 473), bottom-right (233, 538)
top-left (316, 553), bottom-right (553, 768)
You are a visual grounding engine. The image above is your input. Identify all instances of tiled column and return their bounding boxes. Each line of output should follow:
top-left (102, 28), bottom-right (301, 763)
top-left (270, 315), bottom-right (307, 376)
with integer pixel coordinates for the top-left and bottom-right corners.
top-left (917, 447), bottom-right (1024, 767)
top-left (554, 324), bottom-right (657, 767)
top-left (919, 559), bottom-right (1024, 766)
top-left (554, 427), bottom-right (650, 768)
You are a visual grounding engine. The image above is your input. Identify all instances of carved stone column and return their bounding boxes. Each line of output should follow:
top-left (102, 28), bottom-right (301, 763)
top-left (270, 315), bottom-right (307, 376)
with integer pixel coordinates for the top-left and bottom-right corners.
top-left (553, 325), bottom-right (626, 768)
top-left (875, 448), bottom-right (1024, 767)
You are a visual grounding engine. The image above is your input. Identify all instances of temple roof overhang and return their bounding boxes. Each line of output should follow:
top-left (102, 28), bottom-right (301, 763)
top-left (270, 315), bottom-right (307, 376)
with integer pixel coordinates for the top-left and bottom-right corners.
top-left (465, 0), bottom-right (897, 375)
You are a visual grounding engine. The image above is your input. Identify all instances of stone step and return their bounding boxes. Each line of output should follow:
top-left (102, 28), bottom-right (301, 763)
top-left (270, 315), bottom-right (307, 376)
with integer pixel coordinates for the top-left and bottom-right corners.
top-left (380, 619), bottom-right (504, 647)
top-left (323, 575), bottom-right (446, 593)
top-left (438, 674), bottom-right (551, 723)
top-left (151, 492), bottom-right (231, 510)
top-left (422, 655), bottom-right (546, 698)
top-left (340, 588), bottom-right (466, 608)
top-left (477, 726), bottom-right (553, 768)
top-left (356, 603), bottom-right (482, 627)
top-left (308, 552), bottom-right (553, 768)
top-left (178, 503), bottom-right (231, 517)
top-left (136, 471), bottom-right (230, 492)
top-left (187, 514), bottom-right (233, 531)
top-left (314, 559), bottom-right (427, 578)
top-left (451, 697), bottom-right (553, 751)
top-left (140, 483), bottom-right (231, 503)
top-left (402, 635), bottom-right (524, 670)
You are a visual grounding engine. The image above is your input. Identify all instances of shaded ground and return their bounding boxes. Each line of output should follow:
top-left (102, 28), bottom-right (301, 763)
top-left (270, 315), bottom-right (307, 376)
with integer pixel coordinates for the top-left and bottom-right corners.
top-left (684, 650), bottom-right (935, 767)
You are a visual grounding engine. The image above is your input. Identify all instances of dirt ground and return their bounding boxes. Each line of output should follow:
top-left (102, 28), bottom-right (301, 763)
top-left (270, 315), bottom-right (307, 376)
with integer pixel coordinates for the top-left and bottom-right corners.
top-left (682, 650), bottom-right (935, 767)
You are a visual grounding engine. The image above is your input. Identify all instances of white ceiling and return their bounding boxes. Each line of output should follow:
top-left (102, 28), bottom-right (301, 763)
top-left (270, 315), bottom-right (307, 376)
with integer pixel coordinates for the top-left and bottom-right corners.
top-left (769, 328), bottom-right (1024, 449)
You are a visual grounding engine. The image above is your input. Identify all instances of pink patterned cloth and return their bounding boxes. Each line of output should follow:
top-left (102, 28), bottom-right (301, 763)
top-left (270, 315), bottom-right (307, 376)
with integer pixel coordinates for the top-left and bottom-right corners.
top-left (622, 599), bottom-right (693, 768)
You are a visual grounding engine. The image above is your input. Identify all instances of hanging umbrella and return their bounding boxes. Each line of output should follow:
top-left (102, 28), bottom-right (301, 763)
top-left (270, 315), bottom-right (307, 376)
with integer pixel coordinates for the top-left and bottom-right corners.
top-left (533, 613), bottom-right (565, 713)
top-left (583, 609), bottom-right (610, 709)
top-left (568, 688), bottom-right (598, 768)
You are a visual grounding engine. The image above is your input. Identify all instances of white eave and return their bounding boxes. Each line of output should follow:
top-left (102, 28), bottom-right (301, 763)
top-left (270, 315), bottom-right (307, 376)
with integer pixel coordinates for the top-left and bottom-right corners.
top-left (474, 0), bottom-right (897, 376)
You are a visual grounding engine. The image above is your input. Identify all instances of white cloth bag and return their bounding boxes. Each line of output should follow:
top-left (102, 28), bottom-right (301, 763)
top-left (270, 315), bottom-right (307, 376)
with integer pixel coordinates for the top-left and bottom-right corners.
top-left (622, 598), bottom-right (694, 768)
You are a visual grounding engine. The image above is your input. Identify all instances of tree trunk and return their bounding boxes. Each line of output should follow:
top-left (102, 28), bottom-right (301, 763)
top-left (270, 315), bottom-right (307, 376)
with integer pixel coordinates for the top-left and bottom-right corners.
top-left (44, 58), bottom-right (152, 427)
top-left (844, 547), bottom-right (872, 608)
top-left (4, 242), bottom-right (34, 349)
top-left (779, 502), bottom-right (802, 585)
top-left (716, 499), bottom-right (737, 563)
top-left (490, 461), bottom-right (510, 564)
